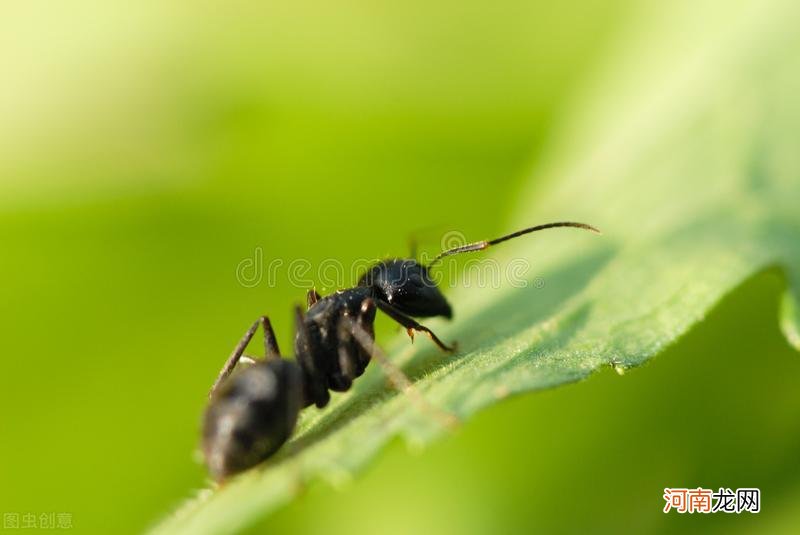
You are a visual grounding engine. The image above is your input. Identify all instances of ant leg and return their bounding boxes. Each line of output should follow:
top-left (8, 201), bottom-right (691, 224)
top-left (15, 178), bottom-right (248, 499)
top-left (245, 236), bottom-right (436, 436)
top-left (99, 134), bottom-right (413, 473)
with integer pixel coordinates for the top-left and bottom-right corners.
top-left (307, 289), bottom-right (321, 309)
top-left (333, 320), bottom-right (355, 391)
top-left (209, 319), bottom-right (259, 397)
top-left (408, 236), bottom-right (418, 260)
top-left (335, 299), bottom-right (376, 387)
top-left (355, 298), bottom-right (376, 370)
top-left (295, 306), bottom-right (330, 408)
top-left (209, 316), bottom-right (281, 398)
top-left (261, 316), bottom-right (281, 360)
top-left (375, 300), bottom-right (456, 352)
top-left (407, 224), bottom-right (447, 260)
top-left (341, 305), bottom-right (459, 431)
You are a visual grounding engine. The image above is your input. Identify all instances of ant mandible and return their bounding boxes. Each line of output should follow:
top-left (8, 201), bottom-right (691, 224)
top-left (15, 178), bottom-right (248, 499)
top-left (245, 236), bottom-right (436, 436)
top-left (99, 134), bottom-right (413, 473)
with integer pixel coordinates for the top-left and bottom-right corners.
top-left (202, 221), bottom-right (599, 481)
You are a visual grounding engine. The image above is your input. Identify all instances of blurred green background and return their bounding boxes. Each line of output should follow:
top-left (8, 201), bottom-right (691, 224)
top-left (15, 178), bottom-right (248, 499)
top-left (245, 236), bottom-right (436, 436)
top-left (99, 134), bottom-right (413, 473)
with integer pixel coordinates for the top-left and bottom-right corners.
top-left (1, 1), bottom-right (798, 534)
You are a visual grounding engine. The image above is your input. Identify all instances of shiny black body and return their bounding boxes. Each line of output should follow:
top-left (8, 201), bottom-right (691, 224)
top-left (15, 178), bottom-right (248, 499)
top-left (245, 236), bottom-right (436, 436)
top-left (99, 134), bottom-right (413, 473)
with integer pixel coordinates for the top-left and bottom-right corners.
top-left (201, 222), bottom-right (599, 481)
top-left (296, 286), bottom-right (376, 408)
top-left (202, 259), bottom-right (455, 481)
top-left (359, 259), bottom-right (452, 319)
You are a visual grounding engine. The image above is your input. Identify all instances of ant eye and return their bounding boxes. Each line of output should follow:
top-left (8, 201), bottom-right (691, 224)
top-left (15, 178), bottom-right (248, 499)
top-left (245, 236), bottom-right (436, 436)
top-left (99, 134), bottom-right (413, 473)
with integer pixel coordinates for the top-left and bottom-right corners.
top-left (408, 274), bottom-right (424, 287)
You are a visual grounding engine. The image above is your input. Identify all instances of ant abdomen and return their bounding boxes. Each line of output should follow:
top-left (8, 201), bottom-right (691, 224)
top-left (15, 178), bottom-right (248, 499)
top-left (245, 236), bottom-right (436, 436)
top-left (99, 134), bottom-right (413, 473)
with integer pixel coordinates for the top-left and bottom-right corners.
top-left (202, 359), bottom-right (304, 481)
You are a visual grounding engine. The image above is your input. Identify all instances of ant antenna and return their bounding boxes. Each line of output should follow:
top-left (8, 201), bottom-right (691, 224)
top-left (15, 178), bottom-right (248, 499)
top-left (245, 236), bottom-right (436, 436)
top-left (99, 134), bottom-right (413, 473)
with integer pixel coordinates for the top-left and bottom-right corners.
top-left (427, 221), bottom-right (600, 268)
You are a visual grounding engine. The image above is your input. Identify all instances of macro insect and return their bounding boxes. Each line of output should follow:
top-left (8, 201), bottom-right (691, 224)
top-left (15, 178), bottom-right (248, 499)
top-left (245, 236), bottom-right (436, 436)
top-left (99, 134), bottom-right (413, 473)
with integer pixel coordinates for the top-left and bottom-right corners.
top-left (202, 221), bottom-right (599, 481)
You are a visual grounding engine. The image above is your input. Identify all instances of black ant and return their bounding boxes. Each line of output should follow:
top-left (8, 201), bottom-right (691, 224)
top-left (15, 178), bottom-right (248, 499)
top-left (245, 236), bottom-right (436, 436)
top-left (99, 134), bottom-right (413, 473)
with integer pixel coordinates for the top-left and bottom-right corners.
top-left (202, 221), bottom-right (599, 481)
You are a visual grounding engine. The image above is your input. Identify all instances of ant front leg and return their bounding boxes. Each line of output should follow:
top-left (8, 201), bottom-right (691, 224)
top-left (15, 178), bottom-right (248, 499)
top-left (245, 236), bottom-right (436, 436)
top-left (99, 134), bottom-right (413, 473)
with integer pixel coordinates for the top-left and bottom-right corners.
top-left (342, 307), bottom-right (459, 431)
top-left (209, 316), bottom-right (281, 398)
top-left (335, 299), bottom-right (377, 386)
top-left (375, 300), bottom-right (456, 352)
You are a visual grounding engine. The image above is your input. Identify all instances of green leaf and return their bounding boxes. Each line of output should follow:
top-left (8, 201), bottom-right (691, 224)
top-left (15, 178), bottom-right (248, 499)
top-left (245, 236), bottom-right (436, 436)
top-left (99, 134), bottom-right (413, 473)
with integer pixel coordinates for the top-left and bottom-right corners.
top-left (149, 2), bottom-right (800, 533)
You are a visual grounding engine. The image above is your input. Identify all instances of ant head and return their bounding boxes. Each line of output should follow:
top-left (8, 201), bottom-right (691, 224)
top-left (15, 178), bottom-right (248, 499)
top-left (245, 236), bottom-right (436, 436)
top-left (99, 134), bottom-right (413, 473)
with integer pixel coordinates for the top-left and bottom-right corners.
top-left (359, 259), bottom-right (452, 319)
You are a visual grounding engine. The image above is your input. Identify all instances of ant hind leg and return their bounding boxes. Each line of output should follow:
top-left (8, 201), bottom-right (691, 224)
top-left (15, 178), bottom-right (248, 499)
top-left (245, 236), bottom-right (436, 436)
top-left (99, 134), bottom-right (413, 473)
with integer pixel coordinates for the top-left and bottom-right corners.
top-left (261, 316), bottom-right (281, 359)
top-left (209, 315), bottom-right (281, 398)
